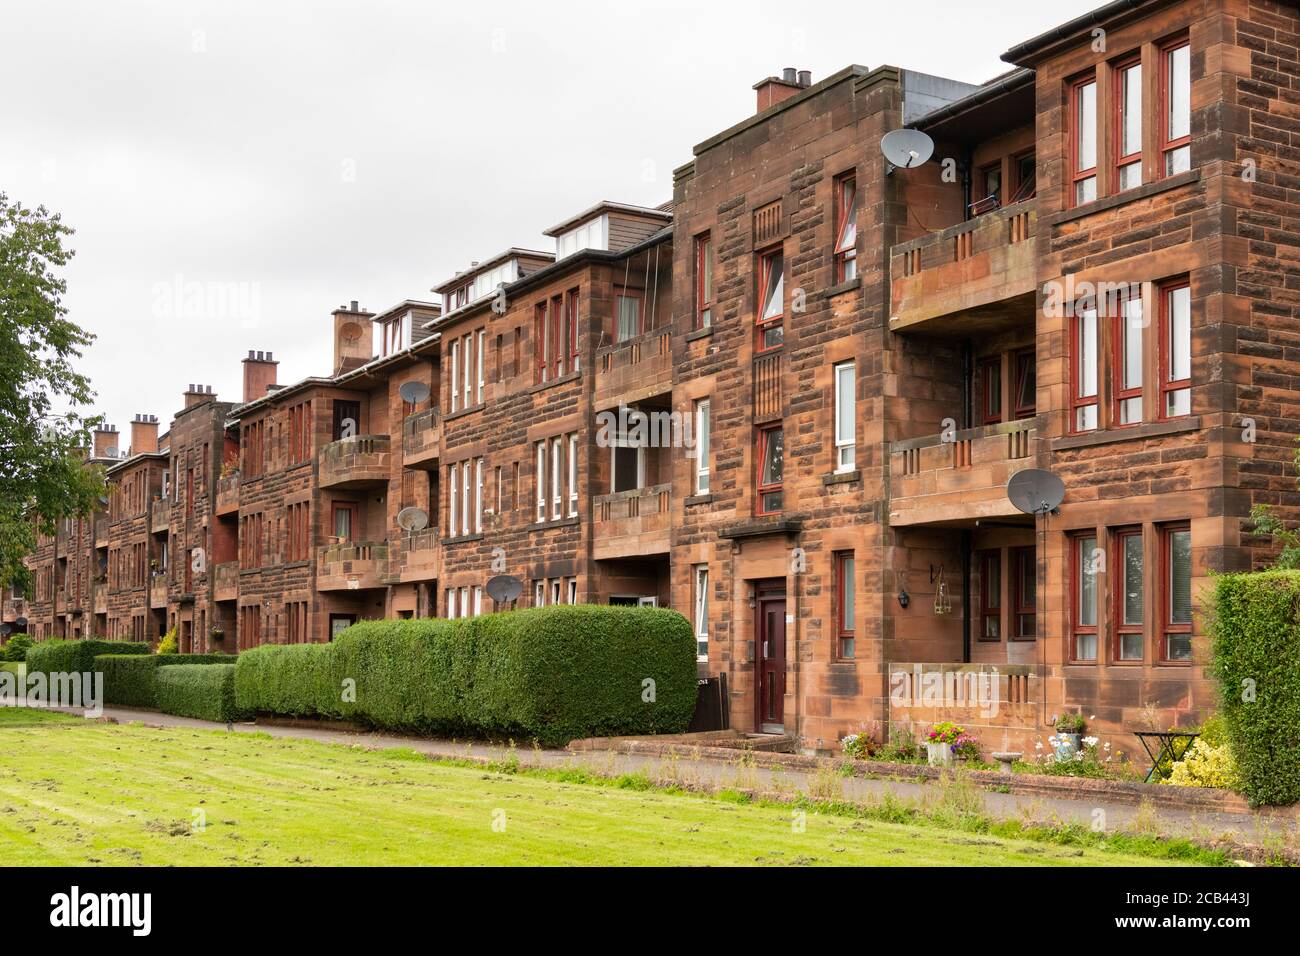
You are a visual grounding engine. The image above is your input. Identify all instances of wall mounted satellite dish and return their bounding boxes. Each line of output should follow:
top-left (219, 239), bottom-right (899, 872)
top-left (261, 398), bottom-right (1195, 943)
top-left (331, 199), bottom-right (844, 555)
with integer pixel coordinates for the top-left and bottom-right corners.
top-left (880, 128), bottom-right (935, 172)
top-left (398, 380), bottom-right (431, 405)
top-left (486, 574), bottom-right (523, 604)
top-left (0, 624), bottom-right (10, 637)
top-left (1007, 468), bottom-right (1065, 517)
top-left (396, 507), bottom-right (428, 532)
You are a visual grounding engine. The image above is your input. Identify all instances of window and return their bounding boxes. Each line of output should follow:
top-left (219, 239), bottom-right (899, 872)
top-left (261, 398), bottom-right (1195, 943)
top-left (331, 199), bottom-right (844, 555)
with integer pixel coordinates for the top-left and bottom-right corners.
top-left (535, 442), bottom-right (546, 521)
top-left (1115, 528), bottom-right (1144, 661)
top-left (835, 551), bottom-right (856, 659)
top-left (445, 587), bottom-right (457, 619)
top-left (567, 433), bottom-right (578, 517)
top-left (1013, 349), bottom-right (1036, 419)
top-left (450, 338), bottom-right (460, 411)
top-left (979, 356), bottom-right (1002, 425)
top-left (695, 233), bottom-right (713, 329)
top-left (1160, 281), bottom-right (1191, 419)
top-left (550, 579), bottom-right (561, 606)
top-left (533, 303), bottom-right (548, 384)
top-left (332, 400), bottom-right (360, 441)
top-left (1161, 38), bottom-right (1191, 176)
top-left (566, 289), bottom-right (580, 373)
top-left (462, 332), bottom-right (473, 409)
top-left (1072, 534), bottom-right (1099, 661)
top-left (1011, 150), bottom-right (1037, 202)
top-left (1012, 546), bottom-right (1036, 640)
top-left (1115, 290), bottom-right (1144, 425)
top-left (448, 464), bottom-right (459, 536)
top-left (694, 399), bottom-right (711, 493)
top-left (461, 460), bottom-right (471, 535)
top-left (476, 329), bottom-right (485, 404)
top-left (548, 295), bottom-right (564, 379)
top-left (533, 580), bottom-right (544, 607)
top-left (474, 458), bottom-right (484, 533)
top-left (1162, 524), bottom-right (1192, 661)
top-left (331, 502), bottom-right (356, 543)
top-left (756, 425), bottom-right (784, 514)
top-left (834, 362), bottom-right (855, 471)
top-left (1071, 76), bottom-right (1098, 205)
top-left (473, 586), bottom-right (483, 617)
top-left (611, 430), bottom-right (643, 494)
top-left (756, 248), bottom-right (784, 351)
top-left (693, 565), bottom-right (709, 660)
top-left (1071, 306), bottom-right (1099, 432)
top-left (1115, 56), bottom-right (1143, 190)
top-left (615, 287), bottom-right (642, 343)
top-left (978, 550), bottom-right (1001, 641)
top-left (833, 175), bottom-right (857, 281)
top-left (551, 436), bottom-right (562, 520)
top-left (978, 162), bottom-right (1002, 209)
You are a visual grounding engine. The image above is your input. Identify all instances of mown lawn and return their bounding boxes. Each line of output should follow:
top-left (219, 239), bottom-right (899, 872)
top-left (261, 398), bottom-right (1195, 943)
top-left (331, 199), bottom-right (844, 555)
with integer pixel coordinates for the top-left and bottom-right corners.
top-left (0, 709), bottom-right (1210, 866)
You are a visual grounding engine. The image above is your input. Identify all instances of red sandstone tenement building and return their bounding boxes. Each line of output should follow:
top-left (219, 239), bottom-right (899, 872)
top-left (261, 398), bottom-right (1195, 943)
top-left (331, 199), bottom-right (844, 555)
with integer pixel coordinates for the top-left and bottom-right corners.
top-left (14, 0), bottom-right (1300, 755)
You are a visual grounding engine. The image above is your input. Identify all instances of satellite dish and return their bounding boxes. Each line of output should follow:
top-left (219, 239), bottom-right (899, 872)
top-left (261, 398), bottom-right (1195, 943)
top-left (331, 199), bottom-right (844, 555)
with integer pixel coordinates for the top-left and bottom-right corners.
top-left (486, 574), bottom-right (523, 604)
top-left (396, 507), bottom-right (428, 532)
top-left (880, 128), bottom-right (935, 170)
top-left (0, 624), bottom-right (11, 637)
top-left (399, 380), bottom-right (430, 405)
top-left (1007, 469), bottom-right (1065, 516)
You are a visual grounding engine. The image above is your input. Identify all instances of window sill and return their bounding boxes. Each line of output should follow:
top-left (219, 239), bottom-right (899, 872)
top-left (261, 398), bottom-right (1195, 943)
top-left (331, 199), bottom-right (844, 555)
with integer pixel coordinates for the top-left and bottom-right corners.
top-left (526, 516), bottom-right (580, 532)
top-left (1047, 169), bottom-right (1200, 227)
top-left (685, 326), bottom-right (714, 343)
top-left (1052, 415), bottom-right (1199, 451)
top-left (527, 370), bottom-right (581, 394)
top-left (685, 493), bottom-right (714, 507)
top-left (441, 533), bottom-right (485, 545)
top-left (443, 403), bottom-right (486, 422)
top-left (823, 469), bottom-right (861, 486)
top-left (717, 517), bottom-right (803, 540)
top-left (822, 276), bottom-right (861, 299)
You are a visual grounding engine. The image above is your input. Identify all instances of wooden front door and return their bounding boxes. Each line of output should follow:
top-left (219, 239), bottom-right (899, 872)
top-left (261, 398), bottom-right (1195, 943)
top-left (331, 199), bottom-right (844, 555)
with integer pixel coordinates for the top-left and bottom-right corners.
top-left (756, 586), bottom-right (786, 731)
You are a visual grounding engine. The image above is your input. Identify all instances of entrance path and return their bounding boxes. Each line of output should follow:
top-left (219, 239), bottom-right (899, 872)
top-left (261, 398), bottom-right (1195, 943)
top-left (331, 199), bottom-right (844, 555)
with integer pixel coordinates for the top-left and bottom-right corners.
top-left (50, 706), bottom-right (1300, 854)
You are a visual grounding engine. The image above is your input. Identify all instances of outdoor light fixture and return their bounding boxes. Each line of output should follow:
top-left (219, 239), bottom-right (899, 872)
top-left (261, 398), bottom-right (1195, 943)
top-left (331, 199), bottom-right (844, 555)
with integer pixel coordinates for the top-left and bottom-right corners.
top-left (897, 589), bottom-right (910, 608)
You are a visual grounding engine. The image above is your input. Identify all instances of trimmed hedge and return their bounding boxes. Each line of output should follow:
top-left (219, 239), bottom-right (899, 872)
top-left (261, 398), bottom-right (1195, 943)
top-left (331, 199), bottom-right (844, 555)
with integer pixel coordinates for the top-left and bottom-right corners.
top-left (0, 661), bottom-right (24, 677)
top-left (1208, 570), bottom-right (1300, 806)
top-left (155, 664), bottom-right (245, 722)
top-left (26, 639), bottom-right (149, 679)
top-left (235, 605), bottom-right (697, 746)
top-left (94, 654), bottom-right (233, 709)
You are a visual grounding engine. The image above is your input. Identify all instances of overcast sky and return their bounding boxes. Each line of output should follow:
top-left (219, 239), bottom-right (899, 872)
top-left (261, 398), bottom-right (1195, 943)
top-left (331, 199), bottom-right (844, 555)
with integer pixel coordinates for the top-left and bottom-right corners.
top-left (1, 0), bottom-right (1090, 441)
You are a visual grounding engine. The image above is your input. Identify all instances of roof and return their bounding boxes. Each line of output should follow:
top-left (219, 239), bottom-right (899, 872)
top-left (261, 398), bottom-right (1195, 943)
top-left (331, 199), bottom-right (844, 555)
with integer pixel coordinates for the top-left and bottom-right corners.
top-left (1003, 0), bottom-right (1175, 66)
top-left (430, 247), bottom-right (554, 296)
top-left (369, 298), bottom-right (441, 325)
top-left (542, 200), bottom-right (672, 238)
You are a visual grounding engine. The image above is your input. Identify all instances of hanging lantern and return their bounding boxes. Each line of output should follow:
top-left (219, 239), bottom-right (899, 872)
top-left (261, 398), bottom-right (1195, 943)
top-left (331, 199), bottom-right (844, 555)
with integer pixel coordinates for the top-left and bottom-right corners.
top-left (933, 567), bottom-right (952, 615)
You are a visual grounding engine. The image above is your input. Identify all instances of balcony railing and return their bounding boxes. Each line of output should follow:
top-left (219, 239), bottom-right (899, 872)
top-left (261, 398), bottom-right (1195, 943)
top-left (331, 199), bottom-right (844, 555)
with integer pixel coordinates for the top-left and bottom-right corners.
top-left (592, 483), bottom-right (671, 560)
top-left (317, 541), bottom-right (389, 591)
top-left (889, 419), bottom-right (1039, 526)
top-left (149, 575), bottom-right (168, 609)
top-left (595, 329), bottom-right (672, 409)
top-left (387, 529), bottom-right (440, 582)
top-left (213, 561), bottom-right (239, 601)
top-left (150, 497), bottom-right (170, 531)
top-left (93, 587), bottom-right (107, 615)
top-left (318, 435), bottom-right (391, 490)
top-left (889, 199), bottom-right (1037, 333)
top-left (401, 408), bottom-right (442, 469)
top-left (94, 518), bottom-right (108, 546)
top-left (215, 474), bottom-right (240, 515)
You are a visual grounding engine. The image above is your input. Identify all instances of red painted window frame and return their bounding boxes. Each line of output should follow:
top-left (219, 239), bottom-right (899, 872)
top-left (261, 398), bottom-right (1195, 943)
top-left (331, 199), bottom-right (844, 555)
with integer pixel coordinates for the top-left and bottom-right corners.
top-left (1112, 288), bottom-right (1143, 427)
top-left (1011, 545), bottom-right (1036, 641)
top-left (1159, 35), bottom-right (1192, 179)
top-left (1069, 308), bottom-right (1100, 433)
top-left (978, 549), bottom-right (1001, 642)
top-left (755, 246), bottom-right (784, 353)
top-left (1159, 278), bottom-right (1192, 420)
top-left (833, 174), bottom-right (857, 281)
top-left (1113, 53), bottom-right (1143, 189)
top-left (1069, 72), bottom-right (1099, 207)
top-left (1112, 526), bottom-right (1144, 663)
top-left (979, 356), bottom-right (1002, 425)
top-left (1160, 522), bottom-right (1193, 663)
top-left (1012, 348), bottom-right (1036, 419)
top-left (533, 302), bottom-right (547, 384)
top-left (565, 288), bottom-right (580, 373)
top-left (331, 501), bottom-right (357, 544)
top-left (835, 550), bottom-right (855, 658)
top-left (755, 424), bottom-right (784, 515)
top-left (549, 295), bottom-right (564, 380)
top-left (695, 232), bottom-right (713, 329)
top-left (1070, 532), bottom-right (1099, 662)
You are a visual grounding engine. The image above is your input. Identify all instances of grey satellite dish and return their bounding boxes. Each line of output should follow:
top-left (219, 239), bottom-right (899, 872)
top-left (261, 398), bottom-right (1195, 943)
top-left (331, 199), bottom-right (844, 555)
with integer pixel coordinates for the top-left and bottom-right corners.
top-left (399, 380), bottom-right (430, 405)
top-left (880, 128), bottom-right (935, 171)
top-left (486, 574), bottom-right (523, 604)
top-left (0, 624), bottom-right (10, 637)
top-left (396, 507), bottom-right (428, 532)
top-left (1007, 469), bottom-right (1065, 516)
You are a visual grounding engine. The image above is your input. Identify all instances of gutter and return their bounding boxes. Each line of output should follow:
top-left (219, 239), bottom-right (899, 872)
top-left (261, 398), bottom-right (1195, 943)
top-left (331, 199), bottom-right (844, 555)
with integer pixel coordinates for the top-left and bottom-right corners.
top-left (1002, 0), bottom-right (1164, 65)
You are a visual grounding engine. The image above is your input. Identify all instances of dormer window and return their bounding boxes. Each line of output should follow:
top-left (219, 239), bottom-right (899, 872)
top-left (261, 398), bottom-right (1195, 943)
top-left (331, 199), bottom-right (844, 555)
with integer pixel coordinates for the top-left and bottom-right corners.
top-left (379, 312), bottom-right (412, 356)
top-left (555, 215), bottom-right (608, 259)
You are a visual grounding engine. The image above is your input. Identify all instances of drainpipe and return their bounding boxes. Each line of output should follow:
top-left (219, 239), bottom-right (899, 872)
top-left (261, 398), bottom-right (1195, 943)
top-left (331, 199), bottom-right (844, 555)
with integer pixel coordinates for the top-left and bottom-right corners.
top-left (962, 341), bottom-right (973, 429)
top-left (962, 149), bottom-right (974, 222)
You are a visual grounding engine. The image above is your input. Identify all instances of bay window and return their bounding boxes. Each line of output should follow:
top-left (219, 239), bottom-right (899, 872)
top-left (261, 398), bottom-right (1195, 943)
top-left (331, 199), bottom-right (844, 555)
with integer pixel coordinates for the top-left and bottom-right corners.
top-left (551, 436), bottom-right (562, 520)
top-left (448, 467), bottom-right (458, 536)
top-left (567, 433), bottom-right (578, 517)
top-left (834, 362), bottom-right (856, 471)
top-left (535, 441), bottom-right (546, 521)
top-left (450, 339), bottom-right (460, 411)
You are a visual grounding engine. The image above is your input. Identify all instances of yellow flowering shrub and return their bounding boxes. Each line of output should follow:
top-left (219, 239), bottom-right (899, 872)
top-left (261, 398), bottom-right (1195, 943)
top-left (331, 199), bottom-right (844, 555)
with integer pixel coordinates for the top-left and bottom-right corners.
top-left (1163, 738), bottom-right (1238, 790)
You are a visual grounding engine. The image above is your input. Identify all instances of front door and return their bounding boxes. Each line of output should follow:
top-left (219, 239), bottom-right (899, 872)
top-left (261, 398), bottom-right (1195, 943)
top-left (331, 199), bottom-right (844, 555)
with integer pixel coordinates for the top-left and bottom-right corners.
top-left (756, 586), bottom-right (786, 732)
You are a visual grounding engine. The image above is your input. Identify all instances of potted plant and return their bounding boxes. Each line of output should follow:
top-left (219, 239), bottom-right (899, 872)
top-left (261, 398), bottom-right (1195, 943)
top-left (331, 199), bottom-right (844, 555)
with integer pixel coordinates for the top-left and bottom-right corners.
top-left (1053, 713), bottom-right (1087, 761)
top-left (925, 721), bottom-right (968, 766)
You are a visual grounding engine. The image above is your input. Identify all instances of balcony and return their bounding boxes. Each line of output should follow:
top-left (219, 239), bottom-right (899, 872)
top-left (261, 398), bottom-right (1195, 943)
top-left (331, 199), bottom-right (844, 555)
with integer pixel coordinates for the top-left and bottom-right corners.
top-left (889, 200), bottom-right (1036, 335)
top-left (213, 561), bottom-right (238, 601)
top-left (889, 420), bottom-right (1040, 527)
top-left (149, 574), bottom-right (168, 609)
top-left (94, 518), bottom-right (107, 547)
top-left (319, 436), bottom-right (392, 490)
top-left (215, 474), bottom-right (240, 515)
top-left (387, 529), bottom-right (440, 582)
top-left (401, 408), bottom-right (442, 470)
top-left (93, 586), bottom-right (107, 615)
top-left (595, 329), bottom-right (673, 410)
top-left (317, 541), bottom-right (389, 591)
top-left (593, 484), bottom-right (671, 560)
top-left (150, 497), bottom-right (170, 532)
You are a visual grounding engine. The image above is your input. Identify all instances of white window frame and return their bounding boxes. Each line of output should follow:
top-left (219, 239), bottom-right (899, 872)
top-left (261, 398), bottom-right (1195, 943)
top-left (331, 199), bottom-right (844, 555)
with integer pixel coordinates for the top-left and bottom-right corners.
top-left (476, 329), bottom-right (485, 404)
top-left (567, 433), bottom-right (578, 517)
top-left (449, 465), bottom-right (459, 537)
top-left (694, 565), bottom-right (709, 661)
top-left (449, 340), bottom-right (460, 413)
top-left (534, 580), bottom-right (544, 606)
top-left (462, 333), bottom-right (472, 409)
top-left (461, 461), bottom-right (471, 535)
top-left (446, 587), bottom-right (457, 620)
top-left (834, 361), bottom-right (856, 472)
top-left (473, 585), bottom-right (482, 617)
top-left (474, 458), bottom-right (484, 533)
top-left (551, 436), bottom-right (563, 520)
top-left (567, 578), bottom-right (577, 605)
top-left (694, 399), bottom-right (711, 493)
top-left (536, 441), bottom-right (547, 522)
top-left (551, 579), bottom-right (561, 606)
top-left (637, 596), bottom-right (658, 607)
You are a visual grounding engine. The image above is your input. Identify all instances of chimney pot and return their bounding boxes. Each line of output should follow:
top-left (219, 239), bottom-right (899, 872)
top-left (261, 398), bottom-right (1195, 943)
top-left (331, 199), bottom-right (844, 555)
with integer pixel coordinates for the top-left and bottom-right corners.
top-left (783, 67), bottom-right (797, 83)
top-left (350, 299), bottom-right (359, 311)
top-left (798, 69), bottom-right (811, 87)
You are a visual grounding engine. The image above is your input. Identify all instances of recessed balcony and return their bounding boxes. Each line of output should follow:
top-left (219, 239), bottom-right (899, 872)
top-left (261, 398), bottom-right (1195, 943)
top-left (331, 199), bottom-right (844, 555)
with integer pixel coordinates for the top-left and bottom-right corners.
top-left (592, 484), bottom-right (671, 560)
top-left (317, 541), bottom-right (389, 591)
top-left (889, 420), bottom-right (1040, 526)
top-left (213, 561), bottom-right (238, 601)
top-left (595, 329), bottom-right (673, 410)
top-left (318, 436), bottom-right (392, 490)
top-left (215, 474), bottom-right (240, 515)
top-left (149, 575), bottom-right (168, 609)
top-left (387, 529), bottom-right (440, 582)
top-left (890, 199), bottom-right (1037, 335)
top-left (150, 497), bottom-right (170, 532)
top-left (401, 408), bottom-right (442, 470)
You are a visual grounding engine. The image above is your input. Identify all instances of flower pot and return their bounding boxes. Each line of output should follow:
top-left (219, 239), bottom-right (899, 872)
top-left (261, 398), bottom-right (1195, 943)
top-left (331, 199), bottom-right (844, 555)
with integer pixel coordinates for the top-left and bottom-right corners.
top-left (926, 742), bottom-right (953, 767)
top-left (1054, 733), bottom-right (1081, 762)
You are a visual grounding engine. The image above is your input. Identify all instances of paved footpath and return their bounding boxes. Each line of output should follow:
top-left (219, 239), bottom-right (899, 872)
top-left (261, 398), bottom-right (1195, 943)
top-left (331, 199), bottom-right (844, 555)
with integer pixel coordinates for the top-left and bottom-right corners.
top-left (42, 705), bottom-right (1300, 854)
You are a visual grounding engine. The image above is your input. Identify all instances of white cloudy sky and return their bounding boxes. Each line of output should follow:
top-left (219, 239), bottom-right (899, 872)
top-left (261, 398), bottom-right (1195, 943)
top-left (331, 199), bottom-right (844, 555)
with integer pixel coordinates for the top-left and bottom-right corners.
top-left (1, 0), bottom-right (1089, 438)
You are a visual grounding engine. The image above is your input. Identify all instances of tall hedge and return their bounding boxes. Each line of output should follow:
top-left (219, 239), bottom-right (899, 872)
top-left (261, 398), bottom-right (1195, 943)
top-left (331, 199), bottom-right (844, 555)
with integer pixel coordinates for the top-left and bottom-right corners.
top-left (26, 639), bottom-right (149, 679)
top-left (1208, 570), bottom-right (1300, 806)
top-left (234, 605), bottom-right (697, 745)
top-left (156, 664), bottom-right (245, 723)
top-left (94, 654), bottom-right (232, 709)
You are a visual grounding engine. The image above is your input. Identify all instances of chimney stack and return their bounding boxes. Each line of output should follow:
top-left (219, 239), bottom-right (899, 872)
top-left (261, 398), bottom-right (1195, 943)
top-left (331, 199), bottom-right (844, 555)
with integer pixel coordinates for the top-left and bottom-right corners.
top-left (331, 300), bottom-right (375, 375)
top-left (753, 67), bottom-right (808, 113)
top-left (130, 414), bottom-right (160, 455)
top-left (184, 384), bottom-right (215, 408)
top-left (92, 424), bottom-right (119, 460)
top-left (242, 350), bottom-right (279, 402)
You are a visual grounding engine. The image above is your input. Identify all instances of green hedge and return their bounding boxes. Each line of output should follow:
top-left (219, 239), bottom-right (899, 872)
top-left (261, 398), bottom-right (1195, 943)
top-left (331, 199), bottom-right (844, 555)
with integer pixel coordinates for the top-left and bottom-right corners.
top-left (235, 606), bottom-right (697, 746)
top-left (155, 664), bottom-right (245, 722)
top-left (1208, 570), bottom-right (1300, 806)
top-left (0, 661), bottom-right (24, 677)
top-left (94, 654), bottom-right (232, 709)
top-left (26, 639), bottom-right (149, 679)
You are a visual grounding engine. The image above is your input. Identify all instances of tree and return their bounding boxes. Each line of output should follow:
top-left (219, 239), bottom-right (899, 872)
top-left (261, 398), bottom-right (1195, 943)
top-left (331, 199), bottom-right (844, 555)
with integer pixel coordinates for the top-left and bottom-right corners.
top-left (0, 192), bottom-right (104, 589)
top-left (1248, 436), bottom-right (1300, 569)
